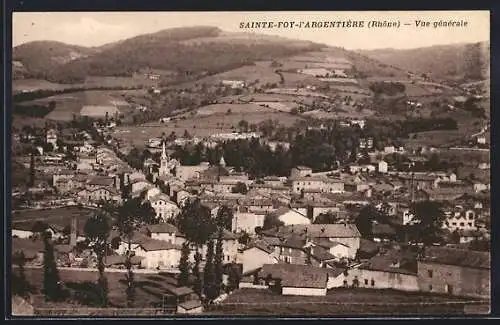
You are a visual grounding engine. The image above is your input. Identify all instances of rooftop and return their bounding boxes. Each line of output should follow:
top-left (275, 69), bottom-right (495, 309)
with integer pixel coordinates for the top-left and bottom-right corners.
top-left (263, 224), bottom-right (361, 239)
top-left (420, 246), bottom-right (490, 269)
top-left (259, 264), bottom-right (328, 289)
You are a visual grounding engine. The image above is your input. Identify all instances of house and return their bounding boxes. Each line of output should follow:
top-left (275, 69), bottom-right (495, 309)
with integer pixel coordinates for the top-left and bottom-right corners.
top-left (263, 224), bottom-right (361, 259)
top-left (348, 165), bottom-right (376, 174)
top-left (442, 206), bottom-right (477, 232)
top-left (397, 173), bottom-right (439, 190)
top-left (114, 232), bottom-right (182, 269)
top-left (257, 264), bottom-right (344, 296)
top-left (344, 251), bottom-right (419, 292)
top-left (290, 166), bottom-right (313, 178)
top-left (239, 240), bottom-right (278, 274)
top-left (221, 80), bottom-right (245, 89)
top-left (135, 239), bottom-right (182, 269)
top-left (417, 247), bottom-right (490, 298)
top-left (309, 238), bottom-right (350, 260)
top-left (274, 208), bottom-right (311, 225)
top-left (232, 211), bottom-right (266, 234)
top-left (144, 223), bottom-right (181, 244)
top-left (378, 161), bottom-right (388, 173)
top-left (195, 230), bottom-right (239, 264)
top-left (77, 187), bottom-right (122, 205)
top-left (177, 300), bottom-right (203, 314)
top-left (46, 129), bottom-right (58, 149)
top-left (148, 194), bottom-right (180, 222)
top-left (291, 176), bottom-right (344, 194)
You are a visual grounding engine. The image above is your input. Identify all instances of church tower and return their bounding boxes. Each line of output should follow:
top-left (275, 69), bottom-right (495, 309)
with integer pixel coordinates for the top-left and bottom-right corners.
top-left (219, 155), bottom-right (226, 168)
top-left (159, 141), bottom-right (169, 176)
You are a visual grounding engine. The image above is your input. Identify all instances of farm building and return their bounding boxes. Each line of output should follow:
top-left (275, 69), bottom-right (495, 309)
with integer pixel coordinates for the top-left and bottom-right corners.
top-left (417, 247), bottom-right (490, 299)
top-left (344, 250), bottom-right (419, 292)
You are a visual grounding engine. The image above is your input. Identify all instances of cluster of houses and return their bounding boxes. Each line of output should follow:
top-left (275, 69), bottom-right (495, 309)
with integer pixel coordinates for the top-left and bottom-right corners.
top-left (12, 117), bottom-right (490, 305)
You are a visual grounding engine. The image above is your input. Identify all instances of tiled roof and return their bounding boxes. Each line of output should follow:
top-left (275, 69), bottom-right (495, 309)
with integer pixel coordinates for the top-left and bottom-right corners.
top-left (259, 264), bottom-right (328, 289)
top-left (168, 286), bottom-right (194, 297)
top-left (145, 223), bottom-right (179, 234)
top-left (246, 240), bottom-right (274, 254)
top-left (310, 246), bottom-right (336, 261)
top-left (264, 224), bottom-right (361, 239)
top-left (420, 246), bottom-right (490, 269)
top-left (138, 238), bottom-right (181, 252)
top-left (178, 299), bottom-right (202, 310)
top-left (88, 177), bottom-right (115, 187)
top-left (360, 254), bottom-right (417, 275)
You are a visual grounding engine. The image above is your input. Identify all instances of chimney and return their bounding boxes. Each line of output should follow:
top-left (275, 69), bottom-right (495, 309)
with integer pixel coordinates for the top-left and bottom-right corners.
top-left (70, 216), bottom-right (77, 247)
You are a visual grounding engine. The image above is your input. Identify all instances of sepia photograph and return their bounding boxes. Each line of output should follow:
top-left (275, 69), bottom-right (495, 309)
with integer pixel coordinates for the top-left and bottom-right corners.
top-left (9, 10), bottom-right (490, 317)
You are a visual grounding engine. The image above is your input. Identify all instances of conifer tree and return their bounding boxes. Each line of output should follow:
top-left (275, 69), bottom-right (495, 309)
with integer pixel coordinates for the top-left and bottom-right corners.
top-left (214, 229), bottom-right (224, 295)
top-left (42, 232), bottom-right (62, 301)
top-left (203, 240), bottom-right (216, 300)
top-left (178, 243), bottom-right (191, 286)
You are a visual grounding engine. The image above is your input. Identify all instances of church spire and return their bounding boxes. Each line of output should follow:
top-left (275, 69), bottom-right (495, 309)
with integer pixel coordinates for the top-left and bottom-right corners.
top-left (161, 141), bottom-right (167, 160)
top-left (219, 155), bottom-right (226, 167)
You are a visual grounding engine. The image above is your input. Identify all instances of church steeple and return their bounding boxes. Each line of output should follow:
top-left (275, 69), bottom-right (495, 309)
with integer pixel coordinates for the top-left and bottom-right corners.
top-left (161, 141), bottom-right (168, 160)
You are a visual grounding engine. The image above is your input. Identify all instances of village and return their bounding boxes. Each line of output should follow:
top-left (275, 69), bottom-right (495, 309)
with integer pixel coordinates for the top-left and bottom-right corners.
top-left (9, 18), bottom-right (491, 317)
top-left (11, 106), bottom-right (491, 315)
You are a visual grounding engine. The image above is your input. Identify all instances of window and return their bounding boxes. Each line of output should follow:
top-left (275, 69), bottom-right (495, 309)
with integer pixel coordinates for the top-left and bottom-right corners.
top-left (468, 223), bottom-right (472, 227)
top-left (371, 279), bottom-right (375, 287)
top-left (427, 270), bottom-right (433, 278)
top-left (452, 222), bottom-right (457, 226)
top-left (364, 279), bottom-right (368, 285)
top-left (429, 284), bottom-right (433, 291)
top-left (459, 222), bottom-right (464, 227)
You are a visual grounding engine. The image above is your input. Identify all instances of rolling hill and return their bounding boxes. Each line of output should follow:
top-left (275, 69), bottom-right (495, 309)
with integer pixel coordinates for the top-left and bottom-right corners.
top-left (13, 41), bottom-right (98, 80)
top-left (13, 26), bottom-right (325, 84)
top-left (358, 42), bottom-right (490, 83)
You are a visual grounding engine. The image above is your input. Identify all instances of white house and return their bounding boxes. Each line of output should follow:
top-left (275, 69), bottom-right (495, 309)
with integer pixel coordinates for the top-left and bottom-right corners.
top-left (145, 223), bottom-right (181, 244)
top-left (378, 161), bottom-right (388, 173)
top-left (134, 240), bottom-right (182, 269)
top-left (148, 194), bottom-right (181, 222)
top-left (275, 208), bottom-right (311, 226)
top-left (239, 242), bottom-right (278, 274)
top-left (232, 211), bottom-right (266, 234)
top-left (442, 208), bottom-right (476, 232)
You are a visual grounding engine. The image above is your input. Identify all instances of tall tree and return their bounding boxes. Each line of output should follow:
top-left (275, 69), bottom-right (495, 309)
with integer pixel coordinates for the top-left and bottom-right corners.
top-left (410, 200), bottom-right (445, 245)
top-left (178, 243), bottom-right (191, 287)
top-left (13, 251), bottom-right (29, 298)
top-left (84, 213), bottom-right (111, 307)
top-left (355, 205), bottom-right (379, 238)
top-left (216, 205), bottom-right (234, 232)
top-left (214, 229), bottom-right (224, 296)
top-left (203, 240), bottom-right (216, 300)
top-left (42, 232), bottom-right (62, 301)
top-left (29, 153), bottom-right (35, 187)
top-left (117, 197), bottom-right (157, 307)
top-left (193, 250), bottom-right (203, 296)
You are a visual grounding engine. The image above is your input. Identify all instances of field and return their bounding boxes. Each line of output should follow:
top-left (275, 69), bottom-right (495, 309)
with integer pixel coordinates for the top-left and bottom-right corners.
top-left (13, 76), bottom-right (158, 94)
top-left (206, 288), bottom-right (488, 316)
top-left (303, 108), bottom-right (376, 120)
top-left (14, 268), bottom-right (181, 312)
top-left (112, 111), bottom-right (304, 146)
top-left (16, 90), bottom-right (134, 121)
top-left (196, 103), bottom-right (271, 116)
top-left (12, 206), bottom-right (98, 232)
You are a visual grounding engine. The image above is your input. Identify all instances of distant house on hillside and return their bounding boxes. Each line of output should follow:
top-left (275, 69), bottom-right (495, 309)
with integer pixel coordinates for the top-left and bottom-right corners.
top-left (222, 80), bottom-right (245, 89)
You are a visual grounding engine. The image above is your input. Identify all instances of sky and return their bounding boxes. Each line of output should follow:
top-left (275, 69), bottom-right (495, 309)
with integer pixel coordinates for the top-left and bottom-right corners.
top-left (12, 11), bottom-right (490, 50)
